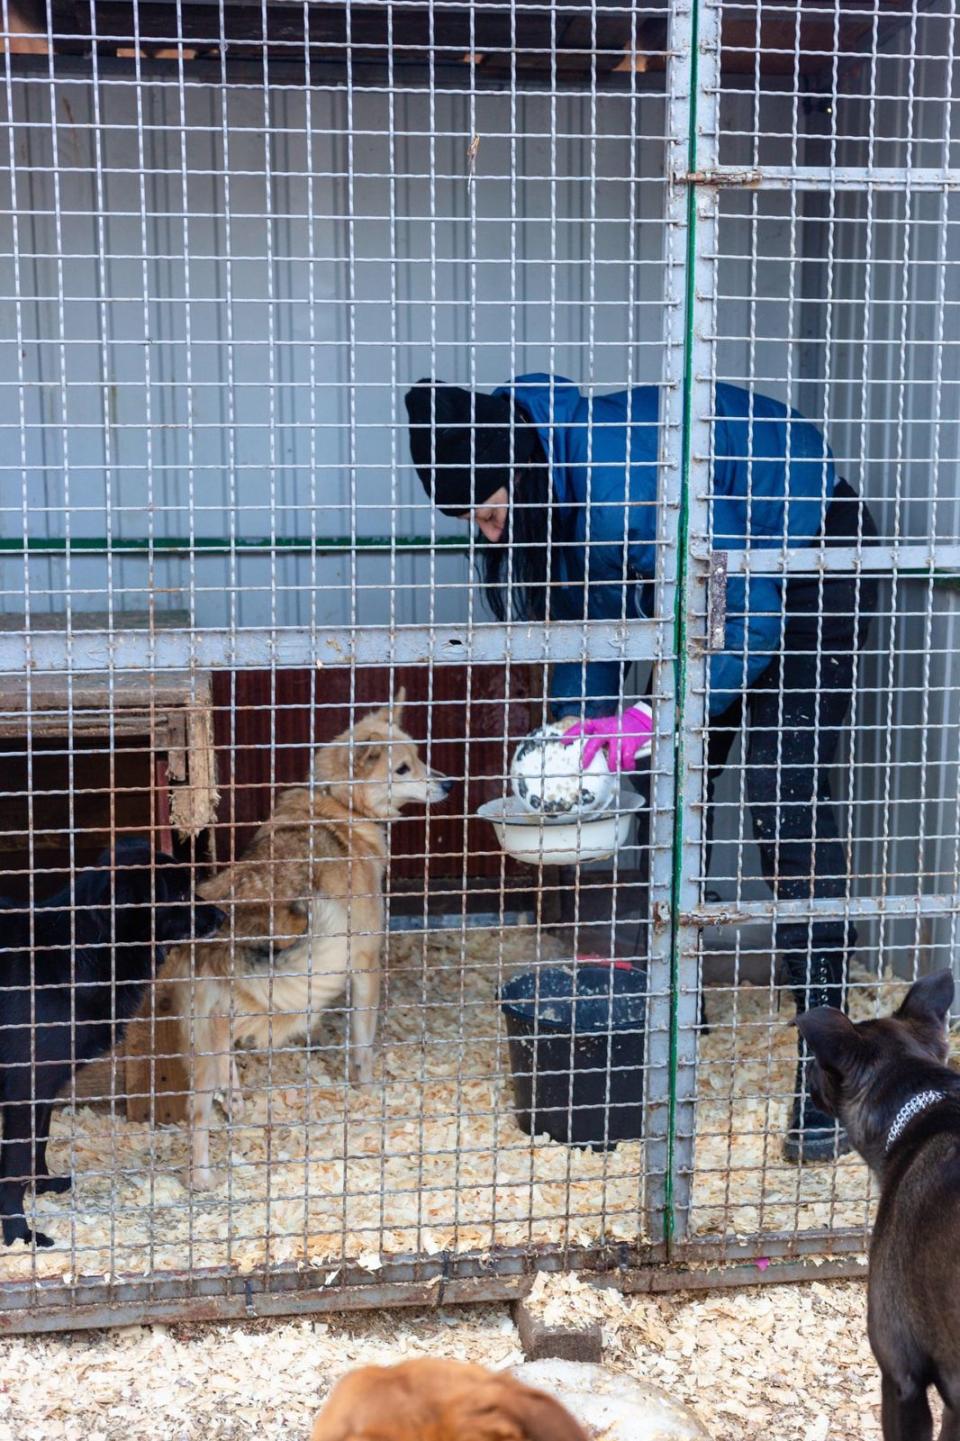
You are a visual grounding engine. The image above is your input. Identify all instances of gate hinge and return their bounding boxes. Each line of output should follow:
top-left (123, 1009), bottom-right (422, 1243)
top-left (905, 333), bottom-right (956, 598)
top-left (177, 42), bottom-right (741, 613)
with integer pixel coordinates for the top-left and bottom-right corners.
top-left (679, 168), bottom-right (764, 188)
top-left (707, 551), bottom-right (727, 651)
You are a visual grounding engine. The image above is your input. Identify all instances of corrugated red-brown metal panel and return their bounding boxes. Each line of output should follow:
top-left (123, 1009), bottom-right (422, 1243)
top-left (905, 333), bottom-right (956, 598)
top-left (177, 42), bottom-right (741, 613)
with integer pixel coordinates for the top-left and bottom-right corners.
top-left (211, 665), bottom-right (544, 882)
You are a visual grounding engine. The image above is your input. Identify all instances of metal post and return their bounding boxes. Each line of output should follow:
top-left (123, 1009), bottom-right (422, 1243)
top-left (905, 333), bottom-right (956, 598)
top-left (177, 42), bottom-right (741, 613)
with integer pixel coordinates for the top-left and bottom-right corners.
top-left (643, 0), bottom-right (720, 1249)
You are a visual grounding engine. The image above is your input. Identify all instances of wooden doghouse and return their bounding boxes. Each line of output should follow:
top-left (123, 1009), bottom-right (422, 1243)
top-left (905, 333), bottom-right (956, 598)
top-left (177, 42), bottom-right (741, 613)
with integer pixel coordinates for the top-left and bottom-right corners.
top-left (0, 610), bottom-right (218, 1122)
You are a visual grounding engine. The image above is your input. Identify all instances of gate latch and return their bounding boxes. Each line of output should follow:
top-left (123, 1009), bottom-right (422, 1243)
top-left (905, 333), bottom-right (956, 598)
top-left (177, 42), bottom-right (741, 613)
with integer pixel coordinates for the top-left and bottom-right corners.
top-left (706, 551), bottom-right (727, 651)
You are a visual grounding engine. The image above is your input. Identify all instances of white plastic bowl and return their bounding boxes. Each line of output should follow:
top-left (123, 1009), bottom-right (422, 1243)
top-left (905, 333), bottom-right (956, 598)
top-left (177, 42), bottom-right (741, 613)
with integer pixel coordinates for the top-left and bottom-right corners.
top-left (477, 790), bottom-right (644, 866)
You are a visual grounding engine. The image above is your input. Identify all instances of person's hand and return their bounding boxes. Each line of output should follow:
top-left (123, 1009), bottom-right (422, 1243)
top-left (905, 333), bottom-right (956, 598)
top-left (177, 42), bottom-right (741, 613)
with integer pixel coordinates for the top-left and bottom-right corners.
top-left (561, 706), bottom-right (654, 772)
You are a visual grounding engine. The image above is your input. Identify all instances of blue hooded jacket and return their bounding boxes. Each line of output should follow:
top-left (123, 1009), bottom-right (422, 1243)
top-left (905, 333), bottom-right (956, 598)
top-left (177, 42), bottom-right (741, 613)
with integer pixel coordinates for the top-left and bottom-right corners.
top-left (495, 374), bottom-right (839, 719)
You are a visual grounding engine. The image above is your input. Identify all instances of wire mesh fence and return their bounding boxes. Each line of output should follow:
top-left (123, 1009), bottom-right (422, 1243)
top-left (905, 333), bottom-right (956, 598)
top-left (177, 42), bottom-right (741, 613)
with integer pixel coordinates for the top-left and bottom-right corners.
top-left (0, 0), bottom-right (958, 1332)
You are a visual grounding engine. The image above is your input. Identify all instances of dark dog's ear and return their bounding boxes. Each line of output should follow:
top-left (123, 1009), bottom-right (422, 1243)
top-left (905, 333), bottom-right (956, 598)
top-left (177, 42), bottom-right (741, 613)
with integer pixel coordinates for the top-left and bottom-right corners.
top-left (152, 862), bottom-right (190, 902)
top-left (195, 903), bottom-right (226, 938)
top-left (73, 861), bottom-right (114, 908)
top-left (796, 1006), bottom-right (864, 1077)
top-left (107, 836), bottom-right (154, 872)
top-left (896, 968), bottom-right (954, 1028)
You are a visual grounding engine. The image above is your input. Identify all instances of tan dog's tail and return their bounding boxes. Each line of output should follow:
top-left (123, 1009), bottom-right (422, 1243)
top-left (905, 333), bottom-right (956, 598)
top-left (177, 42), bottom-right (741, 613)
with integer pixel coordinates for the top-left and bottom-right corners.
top-left (445, 1375), bottom-right (591, 1441)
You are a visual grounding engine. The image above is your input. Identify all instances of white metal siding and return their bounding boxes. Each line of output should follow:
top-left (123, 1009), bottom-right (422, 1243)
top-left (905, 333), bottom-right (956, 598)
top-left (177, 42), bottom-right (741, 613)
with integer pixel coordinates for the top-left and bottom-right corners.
top-left (1, 80), bottom-right (668, 626)
top-left (1, 83), bottom-right (800, 630)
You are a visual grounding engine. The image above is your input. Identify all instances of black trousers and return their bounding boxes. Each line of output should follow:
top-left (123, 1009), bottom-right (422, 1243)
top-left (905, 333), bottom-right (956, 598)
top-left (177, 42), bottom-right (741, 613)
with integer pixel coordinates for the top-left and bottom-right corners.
top-left (704, 541), bottom-right (878, 1006)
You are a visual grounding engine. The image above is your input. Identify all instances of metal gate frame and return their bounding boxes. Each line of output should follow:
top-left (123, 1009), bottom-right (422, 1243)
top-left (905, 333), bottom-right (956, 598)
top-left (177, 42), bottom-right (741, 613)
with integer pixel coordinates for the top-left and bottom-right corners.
top-left (667, 0), bottom-right (960, 1270)
top-left (2, 0), bottom-right (956, 1331)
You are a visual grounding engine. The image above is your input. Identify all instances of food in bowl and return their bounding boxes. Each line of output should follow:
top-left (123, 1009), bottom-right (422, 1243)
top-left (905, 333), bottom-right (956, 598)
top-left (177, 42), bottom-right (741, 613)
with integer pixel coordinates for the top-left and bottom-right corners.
top-left (510, 722), bottom-right (617, 817)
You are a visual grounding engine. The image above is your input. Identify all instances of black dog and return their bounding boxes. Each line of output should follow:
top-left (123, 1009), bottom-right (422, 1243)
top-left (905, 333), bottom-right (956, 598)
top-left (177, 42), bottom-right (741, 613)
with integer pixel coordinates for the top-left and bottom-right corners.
top-left (0, 838), bottom-right (224, 1247)
top-left (798, 969), bottom-right (960, 1441)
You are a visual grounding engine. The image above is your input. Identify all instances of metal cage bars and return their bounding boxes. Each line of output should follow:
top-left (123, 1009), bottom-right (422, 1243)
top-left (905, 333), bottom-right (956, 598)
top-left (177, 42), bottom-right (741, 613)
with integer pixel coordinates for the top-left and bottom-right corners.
top-left (1, 0), bottom-right (959, 1328)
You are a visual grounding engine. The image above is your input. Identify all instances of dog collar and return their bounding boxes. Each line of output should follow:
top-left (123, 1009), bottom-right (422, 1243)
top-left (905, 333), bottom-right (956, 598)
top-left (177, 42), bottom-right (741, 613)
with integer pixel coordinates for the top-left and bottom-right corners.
top-left (885, 1090), bottom-right (946, 1152)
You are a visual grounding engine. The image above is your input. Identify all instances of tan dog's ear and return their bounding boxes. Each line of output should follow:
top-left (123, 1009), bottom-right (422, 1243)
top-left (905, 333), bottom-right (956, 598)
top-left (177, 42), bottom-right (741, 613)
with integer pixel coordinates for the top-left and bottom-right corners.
top-left (311, 741), bottom-right (341, 787)
top-left (355, 742), bottom-right (383, 775)
top-left (391, 685), bottom-right (406, 725)
top-left (450, 1377), bottom-right (591, 1441)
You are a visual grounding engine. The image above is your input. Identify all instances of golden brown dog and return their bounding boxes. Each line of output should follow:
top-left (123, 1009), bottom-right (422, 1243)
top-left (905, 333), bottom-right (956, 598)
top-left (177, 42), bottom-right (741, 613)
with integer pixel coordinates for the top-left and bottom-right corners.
top-left (310, 1358), bottom-right (591, 1441)
top-left (162, 692), bottom-right (452, 1188)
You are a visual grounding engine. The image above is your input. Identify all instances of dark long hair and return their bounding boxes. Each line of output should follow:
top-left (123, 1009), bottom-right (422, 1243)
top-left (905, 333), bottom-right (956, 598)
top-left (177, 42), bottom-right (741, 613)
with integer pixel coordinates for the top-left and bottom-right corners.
top-left (478, 459), bottom-right (561, 622)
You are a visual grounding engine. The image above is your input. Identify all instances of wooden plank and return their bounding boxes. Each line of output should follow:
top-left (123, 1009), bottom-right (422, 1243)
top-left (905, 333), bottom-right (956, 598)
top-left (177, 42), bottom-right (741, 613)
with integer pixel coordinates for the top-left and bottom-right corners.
top-left (0, 614), bottom-right (199, 714)
top-left (513, 1298), bottom-right (604, 1363)
top-left (154, 756), bottom-right (174, 857)
top-left (0, 714), bottom-right (171, 740)
top-left (3, 0), bottom-right (48, 53)
top-left (0, 613), bottom-right (217, 851)
top-left (170, 683), bottom-right (220, 844)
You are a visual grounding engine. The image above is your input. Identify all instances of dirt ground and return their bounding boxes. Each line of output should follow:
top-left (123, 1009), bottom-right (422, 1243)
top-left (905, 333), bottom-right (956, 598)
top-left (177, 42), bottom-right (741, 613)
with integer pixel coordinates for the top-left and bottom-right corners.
top-left (0, 1277), bottom-right (887, 1440)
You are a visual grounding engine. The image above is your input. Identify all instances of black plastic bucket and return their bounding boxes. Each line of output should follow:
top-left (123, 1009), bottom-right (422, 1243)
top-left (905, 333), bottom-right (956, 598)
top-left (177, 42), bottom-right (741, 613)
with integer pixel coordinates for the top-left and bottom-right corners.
top-left (499, 961), bottom-right (646, 1149)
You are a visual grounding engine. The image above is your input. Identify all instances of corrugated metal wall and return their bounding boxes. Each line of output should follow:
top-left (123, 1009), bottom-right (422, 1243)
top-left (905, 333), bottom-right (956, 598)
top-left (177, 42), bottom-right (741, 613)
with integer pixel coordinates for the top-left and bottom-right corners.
top-left (0, 79), bottom-right (668, 627)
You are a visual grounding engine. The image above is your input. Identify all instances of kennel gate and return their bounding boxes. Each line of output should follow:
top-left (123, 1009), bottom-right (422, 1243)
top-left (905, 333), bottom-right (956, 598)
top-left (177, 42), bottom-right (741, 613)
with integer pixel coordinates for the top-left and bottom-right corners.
top-left (0, 0), bottom-right (959, 1331)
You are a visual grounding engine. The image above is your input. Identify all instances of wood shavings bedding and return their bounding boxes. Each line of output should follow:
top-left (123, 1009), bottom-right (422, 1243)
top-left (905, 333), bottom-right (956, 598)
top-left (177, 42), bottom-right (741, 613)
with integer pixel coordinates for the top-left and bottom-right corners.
top-left (0, 932), bottom-right (913, 1286)
top-left (526, 1273), bottom-right (890, 1440)
top-left (0, 1281), bottom-right (889, 1440)
top-left (0, 1304), bottom-right (522, 1441)
top-left (0, 929), bottom-right (643, 1283)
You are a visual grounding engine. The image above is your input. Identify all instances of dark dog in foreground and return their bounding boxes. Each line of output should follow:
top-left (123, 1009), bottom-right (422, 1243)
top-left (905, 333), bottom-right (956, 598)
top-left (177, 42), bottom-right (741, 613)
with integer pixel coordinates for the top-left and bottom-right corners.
top-left (798, 968), bottom-right (959, 1441)
top-left (0, 838), bottom-right (223, 1247)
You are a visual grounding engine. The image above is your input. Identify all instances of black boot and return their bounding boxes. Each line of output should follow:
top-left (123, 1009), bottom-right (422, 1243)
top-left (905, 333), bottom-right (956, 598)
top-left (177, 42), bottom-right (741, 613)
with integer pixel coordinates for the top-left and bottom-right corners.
top-left (782, 951), bottom-right (852, 1164)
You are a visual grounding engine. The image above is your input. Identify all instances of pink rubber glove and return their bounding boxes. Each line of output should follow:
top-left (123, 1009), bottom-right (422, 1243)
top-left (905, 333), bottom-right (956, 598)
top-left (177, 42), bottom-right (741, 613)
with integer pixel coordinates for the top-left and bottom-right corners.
top-left (562, 705), bottom-right (654, 772)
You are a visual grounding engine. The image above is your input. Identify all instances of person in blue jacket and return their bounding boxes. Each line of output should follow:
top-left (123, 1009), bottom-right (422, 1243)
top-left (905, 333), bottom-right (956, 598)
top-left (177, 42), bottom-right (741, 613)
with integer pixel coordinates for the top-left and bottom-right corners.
top-left (406, 374), bottom-right (878, 1165)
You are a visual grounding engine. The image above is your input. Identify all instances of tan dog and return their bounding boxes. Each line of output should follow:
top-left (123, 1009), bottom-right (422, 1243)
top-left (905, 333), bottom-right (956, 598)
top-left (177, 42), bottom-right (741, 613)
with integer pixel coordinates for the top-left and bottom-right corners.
top-left (163, 692), bottom-right (452, 1188)
top-left (310, 1358), bottom-right (590, 1441)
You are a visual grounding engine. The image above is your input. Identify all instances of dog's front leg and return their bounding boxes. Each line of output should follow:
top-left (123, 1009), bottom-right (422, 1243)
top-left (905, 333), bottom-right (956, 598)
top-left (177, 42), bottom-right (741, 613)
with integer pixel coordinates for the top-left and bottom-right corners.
top-left (227, 1056), bottom-right (245, 1119)
top-left (32, 1102), bottom-right (71, 1196)
top-left (213, 1052), bottom-right (244, 1121)
top-left (189, 1017), bottom-right (231, 1190)
top-left (1, 1104), bottom-right (54, 1247)
top-left (881, 1373), bottom-right (933, 1441)
top-left (188, 1068), bottom-right (215, 1191)
top-left (348, 959), bottom-right (380, 1086)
